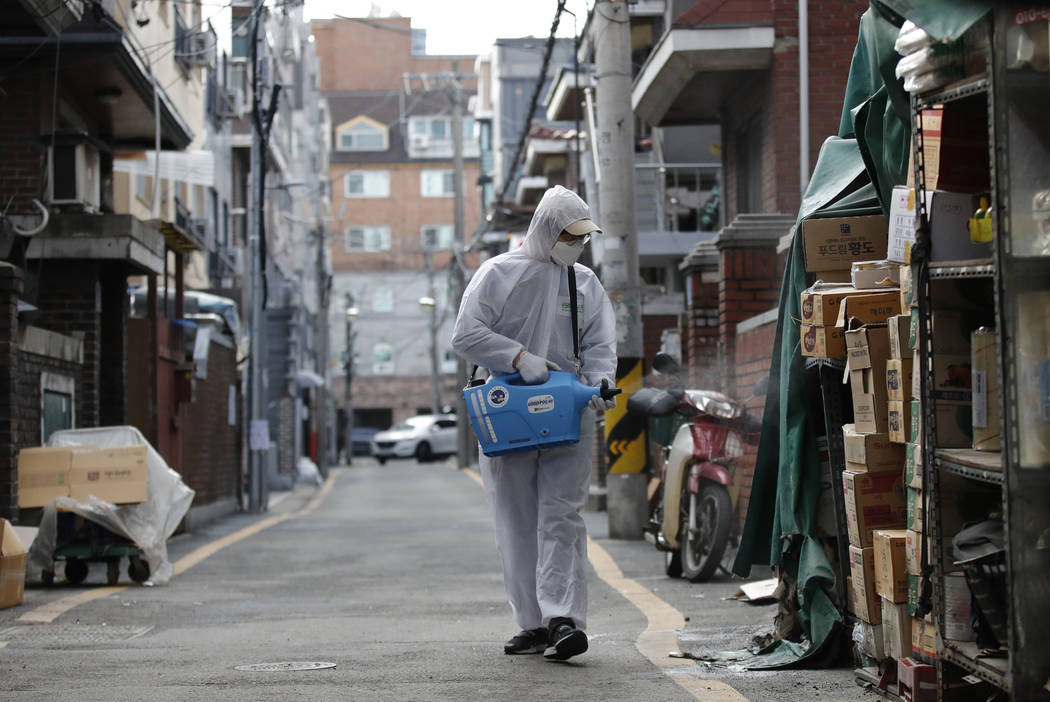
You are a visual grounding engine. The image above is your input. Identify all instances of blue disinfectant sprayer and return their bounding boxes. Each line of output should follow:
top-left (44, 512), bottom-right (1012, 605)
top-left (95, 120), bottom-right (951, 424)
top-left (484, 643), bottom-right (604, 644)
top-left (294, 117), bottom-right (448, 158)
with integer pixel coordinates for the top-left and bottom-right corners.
top-left (464, 371), bottom-right (622, 457)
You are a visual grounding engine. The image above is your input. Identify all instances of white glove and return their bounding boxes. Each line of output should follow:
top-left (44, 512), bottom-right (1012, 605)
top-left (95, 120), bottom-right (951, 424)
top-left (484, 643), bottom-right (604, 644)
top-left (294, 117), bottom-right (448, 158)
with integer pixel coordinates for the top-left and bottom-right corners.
top-left (588, 379), bottom-right (617, 411)
top-left (515, 350), bottom-right (560, 384)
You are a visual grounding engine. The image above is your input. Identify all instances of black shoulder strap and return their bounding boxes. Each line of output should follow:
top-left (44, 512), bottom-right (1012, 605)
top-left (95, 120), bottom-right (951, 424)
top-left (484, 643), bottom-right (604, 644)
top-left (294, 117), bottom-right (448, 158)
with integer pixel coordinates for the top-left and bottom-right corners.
top-left (568, 265), bottom-right (580, 371)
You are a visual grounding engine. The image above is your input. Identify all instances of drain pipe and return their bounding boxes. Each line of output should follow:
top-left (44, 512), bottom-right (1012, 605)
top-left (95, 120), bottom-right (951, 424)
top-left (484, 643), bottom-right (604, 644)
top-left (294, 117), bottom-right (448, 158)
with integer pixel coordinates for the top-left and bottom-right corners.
top-left (799, 0), bottom-right (810, 194)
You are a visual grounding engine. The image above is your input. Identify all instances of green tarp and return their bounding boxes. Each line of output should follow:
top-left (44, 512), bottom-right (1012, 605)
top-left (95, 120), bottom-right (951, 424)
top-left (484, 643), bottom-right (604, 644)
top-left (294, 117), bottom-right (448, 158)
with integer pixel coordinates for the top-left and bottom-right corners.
top-left (726, 0), bottom-right (992, 668)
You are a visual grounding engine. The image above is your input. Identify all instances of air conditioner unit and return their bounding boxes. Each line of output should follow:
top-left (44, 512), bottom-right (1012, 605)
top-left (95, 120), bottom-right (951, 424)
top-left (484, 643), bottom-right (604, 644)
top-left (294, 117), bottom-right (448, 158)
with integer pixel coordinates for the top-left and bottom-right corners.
top-left (188, 217), bottom-right (210, 245)
top-left (47, 143), bottom-right (100, 211)
top-left (181, 31), bottom-right (215, 69)
top-left (217, 87), bottom-right (243, 119)
top-left (410, 135), bottom-right (430, 151)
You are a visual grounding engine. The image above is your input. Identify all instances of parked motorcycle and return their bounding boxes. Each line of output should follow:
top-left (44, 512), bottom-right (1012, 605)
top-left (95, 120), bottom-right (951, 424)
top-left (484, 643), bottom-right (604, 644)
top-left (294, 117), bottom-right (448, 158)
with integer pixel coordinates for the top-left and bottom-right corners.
top-left (628, 353), bottom-right (764, 582)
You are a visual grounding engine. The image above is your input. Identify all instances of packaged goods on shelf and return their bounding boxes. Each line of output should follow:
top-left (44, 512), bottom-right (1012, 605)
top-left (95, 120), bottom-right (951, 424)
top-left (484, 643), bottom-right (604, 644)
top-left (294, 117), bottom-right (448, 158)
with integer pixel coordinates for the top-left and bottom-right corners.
top-left (899, 264), bottom-right (914, 309)
top-left (835, 291), bottom-right (901, 328)
top-left (907, 572), bottom-right (920, 616)
top-left (888, 314), bottom-right (913, 360)
top-left (907, 487), bottom-right (924, 533)
top-left (849, 545), bottom-right (882, 624)
top-left (910, 400), bottom-right (922, 443)
top-left (874, 529), bottom-right (909, 602)
top-left (888, 186), bottom-right (916, 263)
top-left (882, 598), bottom-right (913, 660)
top-left (802, 215), bottom-right (888, 272)
top-left (1024, 188), bottom-right (1050, 256)
top-left (906, 529), bottom-right (921, 575)
top-left (918, 105), bottom-right (991, 194)
top-left (944, 572), bottom-right (975, 642)
top-left (926, 190), bottom-right (994, 262)
top-left (852, 260), bottom-right (901, 290)
top-left (844, 470), bottom-right (907, 548)
top-left (909, 307), bottom-right (920, 350)
top-left (911, 356), bottom-right (921, 402)
top-left (971, 327), bottom-right (1001, 451)
top-left (1017, 289), bottom-right (1050, 466)
top-left (843, 423), bottom-right (905, 473)
top-left (799, 284), bottom-right (862, 325)
top-left (931, 353), bottom-right (972, 403)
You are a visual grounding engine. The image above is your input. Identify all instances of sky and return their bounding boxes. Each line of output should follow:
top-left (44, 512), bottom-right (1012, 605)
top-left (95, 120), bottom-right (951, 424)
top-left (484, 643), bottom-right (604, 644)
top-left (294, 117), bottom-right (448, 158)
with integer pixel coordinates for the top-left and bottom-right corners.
top-left (302, 0), bottom-right (592, 56)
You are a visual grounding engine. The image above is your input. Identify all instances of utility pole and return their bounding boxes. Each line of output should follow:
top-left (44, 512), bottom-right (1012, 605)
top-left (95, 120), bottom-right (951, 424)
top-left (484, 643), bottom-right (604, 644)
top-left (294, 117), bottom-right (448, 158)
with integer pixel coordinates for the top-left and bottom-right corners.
top-left (314, 224), bottom-right (329, 478)
top-left (595, 0), bottom-right (647, 538)
top-left (449, 61), bottom-right (473, 470)
top-left (422, 250), bottom-right (441, 416)
top-left (247, 0), bottom-right (268, 512)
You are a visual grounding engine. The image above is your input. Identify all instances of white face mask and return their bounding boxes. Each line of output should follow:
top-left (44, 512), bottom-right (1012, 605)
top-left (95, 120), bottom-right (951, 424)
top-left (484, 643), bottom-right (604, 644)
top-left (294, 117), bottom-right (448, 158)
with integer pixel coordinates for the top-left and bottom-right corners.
top-left (550, 234), bottom-right (590, 266)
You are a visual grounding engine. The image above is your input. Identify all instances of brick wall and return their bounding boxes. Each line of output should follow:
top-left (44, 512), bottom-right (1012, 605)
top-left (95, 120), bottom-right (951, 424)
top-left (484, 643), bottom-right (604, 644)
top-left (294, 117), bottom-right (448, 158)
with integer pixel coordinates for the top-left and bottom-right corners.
top-left (0, 265), bottom-right (23, 519)
top-left (642, 313), bottom-right (679, 364)
top-left (181, 340), bottom-right (241, 507)
top-left (731, 317), bottom-right (777, 534)
top-left (683, 270), bottom-right (722, 390)
top-left (32, 262), bottom-right (102, 428)
top-left (347, 373), bottom-right (465, 427)
top-left (0, 70), bottom-right (45, 216)
top-left (718, 246), bottom-right (780, 395)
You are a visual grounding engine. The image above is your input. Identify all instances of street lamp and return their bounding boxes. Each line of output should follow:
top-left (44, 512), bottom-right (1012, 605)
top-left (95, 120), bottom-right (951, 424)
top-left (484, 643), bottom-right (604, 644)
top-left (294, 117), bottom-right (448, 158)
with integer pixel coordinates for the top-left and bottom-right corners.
top-left (419, 295), bottom-right (441, 416)
top-left (344, 299), bottom-right (358, 464)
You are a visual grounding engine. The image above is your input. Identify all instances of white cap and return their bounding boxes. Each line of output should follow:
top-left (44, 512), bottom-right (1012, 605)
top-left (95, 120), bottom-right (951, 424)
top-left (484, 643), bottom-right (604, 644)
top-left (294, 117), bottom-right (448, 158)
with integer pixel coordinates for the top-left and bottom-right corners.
top-left (562, 218), bottom-right (602, 237)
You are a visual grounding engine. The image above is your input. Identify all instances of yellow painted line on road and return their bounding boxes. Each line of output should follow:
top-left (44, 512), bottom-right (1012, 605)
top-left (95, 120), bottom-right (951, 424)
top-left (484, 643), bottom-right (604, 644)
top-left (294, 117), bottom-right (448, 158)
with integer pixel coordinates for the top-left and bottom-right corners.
top-left (461, 467), bottom-right (745, 701)
top-left (16, 470), bottom-right (341, 625)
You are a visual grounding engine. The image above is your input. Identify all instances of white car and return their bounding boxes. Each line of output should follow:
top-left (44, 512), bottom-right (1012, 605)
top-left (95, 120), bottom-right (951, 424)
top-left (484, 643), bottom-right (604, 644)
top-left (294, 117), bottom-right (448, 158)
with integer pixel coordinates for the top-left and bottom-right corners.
top-left (370, 414), bottom-right (458, 464)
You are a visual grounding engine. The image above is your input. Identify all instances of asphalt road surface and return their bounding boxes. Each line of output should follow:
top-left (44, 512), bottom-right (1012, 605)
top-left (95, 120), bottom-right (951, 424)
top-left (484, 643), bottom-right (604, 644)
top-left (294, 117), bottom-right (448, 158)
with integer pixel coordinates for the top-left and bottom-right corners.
top-left (1, 459), bottom-right (873, 701)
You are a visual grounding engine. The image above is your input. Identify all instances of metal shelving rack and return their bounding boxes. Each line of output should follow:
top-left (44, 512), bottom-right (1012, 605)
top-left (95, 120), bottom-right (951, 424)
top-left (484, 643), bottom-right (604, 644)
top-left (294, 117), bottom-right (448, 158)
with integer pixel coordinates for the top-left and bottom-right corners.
top-left (911, 9), bottom-right (1050, 701)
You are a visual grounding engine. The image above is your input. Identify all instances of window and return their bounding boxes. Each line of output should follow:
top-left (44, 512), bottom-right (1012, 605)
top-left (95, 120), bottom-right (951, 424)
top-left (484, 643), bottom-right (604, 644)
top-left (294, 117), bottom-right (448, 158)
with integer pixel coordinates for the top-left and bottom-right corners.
top-left (371, 286), bottom-right (394, 312)
top-left (344, 226), bottom-right (390, 252)
top-left (407, 116), bottom-right (478, 157)
top-left (373, 342), bottom-right (394, 375)
top-left (336, 117), bottom-right (388, 152)
top-left (344, 170), bottom-right (390, 198)
top-left (40, 372), bottom-right (74, 442)
top-left (421, 224), bottom-right (454, 250)
top-left (421, 170), bottom-right (454, 197)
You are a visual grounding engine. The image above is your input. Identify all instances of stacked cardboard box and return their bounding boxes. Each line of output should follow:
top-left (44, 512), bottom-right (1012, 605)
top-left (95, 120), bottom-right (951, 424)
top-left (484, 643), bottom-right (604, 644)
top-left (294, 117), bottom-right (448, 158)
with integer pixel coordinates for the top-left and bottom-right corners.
top-left (17, 445), bottom-right (149, 507)
top-left (799, 287), bottom-right (900, 360)
top-left (0, 519), bottom-right (28, 609)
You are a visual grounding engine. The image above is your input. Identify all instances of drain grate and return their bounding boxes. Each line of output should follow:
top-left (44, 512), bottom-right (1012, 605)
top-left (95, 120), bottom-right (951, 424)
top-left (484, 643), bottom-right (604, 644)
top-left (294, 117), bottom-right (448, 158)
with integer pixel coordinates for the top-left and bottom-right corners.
top-left (235, 661), bottom-right (337, 672)
top-left (0, 624), bottom-right (154, 647)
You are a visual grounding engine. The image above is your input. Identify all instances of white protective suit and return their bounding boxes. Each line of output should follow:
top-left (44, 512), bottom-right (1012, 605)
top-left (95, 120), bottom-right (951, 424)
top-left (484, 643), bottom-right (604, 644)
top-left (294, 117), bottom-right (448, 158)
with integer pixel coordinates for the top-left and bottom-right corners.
top-left (452, 186), bottom-right (617, 632)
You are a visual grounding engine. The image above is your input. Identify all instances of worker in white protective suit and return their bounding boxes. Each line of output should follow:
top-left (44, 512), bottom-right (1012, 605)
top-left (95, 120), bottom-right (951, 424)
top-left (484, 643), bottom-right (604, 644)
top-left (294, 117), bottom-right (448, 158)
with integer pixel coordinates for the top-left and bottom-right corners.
top-left (452, 185), bottom-right (617, 661)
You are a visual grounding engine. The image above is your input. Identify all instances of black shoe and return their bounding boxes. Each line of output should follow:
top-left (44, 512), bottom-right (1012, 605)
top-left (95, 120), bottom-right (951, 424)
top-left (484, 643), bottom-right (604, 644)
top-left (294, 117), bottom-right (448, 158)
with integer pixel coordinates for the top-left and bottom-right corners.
top-left (544, 618), bottom-right (588, 661)
top-left (504, 628), bottom-right (547, 655)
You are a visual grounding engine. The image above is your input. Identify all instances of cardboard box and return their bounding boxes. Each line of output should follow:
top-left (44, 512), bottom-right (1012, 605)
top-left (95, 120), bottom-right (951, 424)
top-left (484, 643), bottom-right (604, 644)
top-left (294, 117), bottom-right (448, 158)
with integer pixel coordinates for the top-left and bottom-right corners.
top-left (800, 285), bottom-right (857, 326)
top-left (852, 260), bottom-right (901, 290)
top-left (887, 186), bottom-right (917, 264)
top-left (905, 529), bottom-right (922, 575)
top-left (881, 598), bottom-right (913, 660)
top-left (933, 401), bottom-right (974, 448)
top-left (899, 264), bottom-right (914, 310)
top-left (912, 615), bottom-right (938, 661)
top-left (835, 291), bottom-right (902, 328)
top-left (888, 401), bottom-right (912, 444)
top-left (919, 105), bottom-right (991, 194)
top-left (907, 573), bottom-right (921, 616)
top-left (927, 190), bottom-right (993, 262)
top-left (70, 445), bottom-right (149, 505)
top-left (849, 545), bottom-right (882, 624)
top-left (843, 424), bottom-right (905, 473)
top-left (847, 325), bottom-right (891, 434)
top-left (887, 359), bottom-right (914, 402)
top-left (930, 309), bottom-right (974, 353)
top-left (905, 442), bottom-right (923, 489)
top-left (17, 446), bottom-right (73, 508)
top-left (911, 355), bottom-right (921, 401)
top-left (843, 470), bottom-right (907, 548)
top-left (907, 486), bottom-right (924, 532)
top-left (932, 353), bottom-right (972, 404)
top-left (874, 529), bottom-right (909, 603)
top-left (803, 215), bottom-right (888, 272)
top-left (0, 518), bottom-right (28, 609)
top-left (887, 315), bottom-right (913, 360)
top-left (909, 306), bottom-right (920, 350)
top-left (801, 324), bottom-right (845, 359)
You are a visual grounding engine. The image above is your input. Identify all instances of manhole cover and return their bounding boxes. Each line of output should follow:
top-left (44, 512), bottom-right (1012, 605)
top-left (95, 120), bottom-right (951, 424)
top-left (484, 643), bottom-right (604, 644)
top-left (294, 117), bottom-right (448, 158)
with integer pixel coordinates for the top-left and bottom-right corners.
top-left (0, 624), bottom-right (153, 647)
top-left (235, 662), bottom-right (337, 672)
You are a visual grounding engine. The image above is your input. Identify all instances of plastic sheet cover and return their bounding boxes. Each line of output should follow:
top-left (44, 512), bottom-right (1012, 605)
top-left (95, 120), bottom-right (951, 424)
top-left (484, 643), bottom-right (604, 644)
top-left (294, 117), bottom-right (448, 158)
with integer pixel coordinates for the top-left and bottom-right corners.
top-left (27, 426), bottom-right (195, 586)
